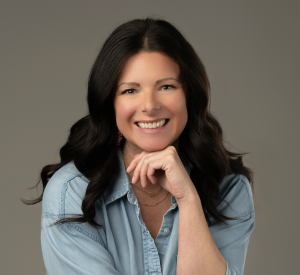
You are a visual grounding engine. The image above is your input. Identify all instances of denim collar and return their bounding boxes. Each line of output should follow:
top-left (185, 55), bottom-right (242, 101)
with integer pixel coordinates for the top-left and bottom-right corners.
top-left (102, 146), bottom-right (129, 206)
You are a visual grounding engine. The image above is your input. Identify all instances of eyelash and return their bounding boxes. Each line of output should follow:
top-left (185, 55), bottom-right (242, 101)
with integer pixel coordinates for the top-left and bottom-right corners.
top-left (121, 89), bottom-right (135, 95)
top-left (121, 85), bottom-right (176, 95)
top-left (161, 84), bottom-right (176, 90)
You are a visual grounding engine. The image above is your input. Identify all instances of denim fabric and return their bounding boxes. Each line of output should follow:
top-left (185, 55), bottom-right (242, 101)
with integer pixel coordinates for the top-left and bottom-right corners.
top-left (41, 146), bottom-right (255, 275)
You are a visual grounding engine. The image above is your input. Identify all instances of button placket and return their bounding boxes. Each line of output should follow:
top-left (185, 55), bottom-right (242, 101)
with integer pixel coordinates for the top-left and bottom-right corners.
top-left (163, 227), bottom-right (170, 234)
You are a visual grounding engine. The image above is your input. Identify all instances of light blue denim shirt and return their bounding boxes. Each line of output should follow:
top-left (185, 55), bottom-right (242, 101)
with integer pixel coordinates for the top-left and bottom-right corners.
top-left (41, 146), bottom-right (255, 275)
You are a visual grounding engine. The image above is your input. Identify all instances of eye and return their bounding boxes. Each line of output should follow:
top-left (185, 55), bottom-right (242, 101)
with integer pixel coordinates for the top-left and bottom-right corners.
top-left (121, 89), bottom-right (135, 95)
top-left (161, 84), bottom-right (175, 90)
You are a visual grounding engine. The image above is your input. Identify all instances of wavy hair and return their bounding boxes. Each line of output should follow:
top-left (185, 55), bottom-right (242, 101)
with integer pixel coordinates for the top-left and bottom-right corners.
top-left (23, 18), bottom-right (253, 227)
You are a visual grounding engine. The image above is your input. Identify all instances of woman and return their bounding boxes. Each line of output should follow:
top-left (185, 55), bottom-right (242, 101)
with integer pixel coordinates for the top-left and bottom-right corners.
top-left (28, 18), bottom-right (255, 274)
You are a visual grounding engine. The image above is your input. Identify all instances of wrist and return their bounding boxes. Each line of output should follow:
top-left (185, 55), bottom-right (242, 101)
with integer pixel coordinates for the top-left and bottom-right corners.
top-left (176, 187), bottom-right (201, 209)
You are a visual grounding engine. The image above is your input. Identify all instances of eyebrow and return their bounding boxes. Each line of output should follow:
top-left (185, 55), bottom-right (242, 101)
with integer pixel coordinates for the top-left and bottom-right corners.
top-left (117, 78), bottom-right (180, 88)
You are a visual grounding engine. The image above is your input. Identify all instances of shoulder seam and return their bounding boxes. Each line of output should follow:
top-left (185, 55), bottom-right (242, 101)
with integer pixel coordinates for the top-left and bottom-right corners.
top-left (58, 174), bottom-right (106, 247)
top-left (59, 173), bottom-right (83, 215)
top-left (240, 177), bottom-right (255, 218)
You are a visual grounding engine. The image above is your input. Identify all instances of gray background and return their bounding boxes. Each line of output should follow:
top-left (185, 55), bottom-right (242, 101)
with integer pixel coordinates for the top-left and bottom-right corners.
top-left (1, 1), bottom-right (299, 274)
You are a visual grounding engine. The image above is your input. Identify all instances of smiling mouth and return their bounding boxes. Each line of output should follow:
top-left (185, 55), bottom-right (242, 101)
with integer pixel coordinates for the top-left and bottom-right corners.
top-left (136, 119), bottom-right (169, 129)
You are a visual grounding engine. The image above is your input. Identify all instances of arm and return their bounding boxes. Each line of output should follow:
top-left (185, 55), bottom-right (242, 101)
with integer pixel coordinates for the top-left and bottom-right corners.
top-left (127, 147), bottom-right (227, 274)
top-left (177, 175), bottom-right (255, 275)
top-left (176, 190), bottom-right (226, 275)
top-left (126, 147), bottom-right (254, 275)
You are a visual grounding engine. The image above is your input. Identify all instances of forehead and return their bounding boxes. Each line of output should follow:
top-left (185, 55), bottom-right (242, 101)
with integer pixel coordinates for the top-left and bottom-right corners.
top-left (117, 52), bottom-right (180, 83)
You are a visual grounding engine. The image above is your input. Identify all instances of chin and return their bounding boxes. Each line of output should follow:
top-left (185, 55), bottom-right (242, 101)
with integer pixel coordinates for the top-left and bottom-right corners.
top-left (138, 142), bottom-right (171, 152)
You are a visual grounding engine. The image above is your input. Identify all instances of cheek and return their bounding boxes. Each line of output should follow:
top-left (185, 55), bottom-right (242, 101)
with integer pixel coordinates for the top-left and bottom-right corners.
top-left (114, 100), bottom-right (135, 122)
top-left (170, 95), bottom-right (188, 131)
top-left (171, 94), bottom-right (187, 116)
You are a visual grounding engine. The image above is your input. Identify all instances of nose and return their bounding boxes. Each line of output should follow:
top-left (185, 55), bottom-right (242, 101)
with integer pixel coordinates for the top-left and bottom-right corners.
top-left (140, 90), bottom-right (161, 115)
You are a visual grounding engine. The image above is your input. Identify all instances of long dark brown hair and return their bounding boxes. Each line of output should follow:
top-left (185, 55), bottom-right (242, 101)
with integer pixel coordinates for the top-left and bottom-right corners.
top-left (23, 18), bottom-right (253, 227)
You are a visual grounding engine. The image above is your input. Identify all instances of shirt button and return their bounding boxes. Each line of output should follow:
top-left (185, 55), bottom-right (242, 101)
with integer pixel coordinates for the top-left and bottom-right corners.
top-left (164, 227), bottom-right (170, 234)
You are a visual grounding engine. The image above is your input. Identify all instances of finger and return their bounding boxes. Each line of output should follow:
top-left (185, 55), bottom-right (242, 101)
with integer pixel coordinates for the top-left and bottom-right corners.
top-left (127, 149), bottom-right (165, 173)
top-left (131, 154), bottom-right (148, 184)
top-left (129, 148), bottom-right (173, 181)
top-left (143, 157), bottom-right (168, 174)
top-left (147, 165), bottom-right (157, 184)
top-left (131, 152), bottom-right (157, 184)
top-left (140, 157), bottom-right (163, 186)
top-left (126, 153), bottom-right (143, 173)
top-left (140, 160), bottom-right (150, 188)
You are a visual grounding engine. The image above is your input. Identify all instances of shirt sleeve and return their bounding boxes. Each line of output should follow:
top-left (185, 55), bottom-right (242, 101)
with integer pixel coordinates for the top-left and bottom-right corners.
top-left (41, 216), bottom-right (121, 275)
top-left (210, 174), bottom-right (255, 275)
top-left (40, 167), bottom-right (122, 275)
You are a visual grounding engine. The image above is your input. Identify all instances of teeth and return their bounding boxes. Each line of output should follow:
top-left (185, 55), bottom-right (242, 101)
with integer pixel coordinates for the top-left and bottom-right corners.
top-left (137, 119), bottom-right (166, 129)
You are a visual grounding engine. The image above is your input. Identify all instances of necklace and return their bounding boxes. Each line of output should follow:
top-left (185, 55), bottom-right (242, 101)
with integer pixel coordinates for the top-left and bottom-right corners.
top-left (131, 183), bottom-right (162, 197)
top-left (137, 191), bottom-right (170, 207)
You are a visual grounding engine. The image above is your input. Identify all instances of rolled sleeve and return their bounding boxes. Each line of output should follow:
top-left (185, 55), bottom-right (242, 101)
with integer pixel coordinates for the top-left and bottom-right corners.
top-left (41, 215), bottom-right (121, 275)
top-left (210, 174), bottom-right (255, 275)
top-left (222, 213), bottom-right (254, 275)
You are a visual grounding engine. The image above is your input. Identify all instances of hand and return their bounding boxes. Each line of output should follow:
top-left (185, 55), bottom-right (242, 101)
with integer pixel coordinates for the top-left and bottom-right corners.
top-left (126, 146), bottom-right (196, 201)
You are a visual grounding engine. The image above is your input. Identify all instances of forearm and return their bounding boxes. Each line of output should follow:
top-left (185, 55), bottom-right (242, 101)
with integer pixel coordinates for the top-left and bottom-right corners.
top-left (176, 189), bottom-right (226, 275)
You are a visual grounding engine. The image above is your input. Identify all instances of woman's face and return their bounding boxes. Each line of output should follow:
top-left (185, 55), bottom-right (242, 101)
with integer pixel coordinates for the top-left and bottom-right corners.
top-left (114, 51), bottom-right (188, 153)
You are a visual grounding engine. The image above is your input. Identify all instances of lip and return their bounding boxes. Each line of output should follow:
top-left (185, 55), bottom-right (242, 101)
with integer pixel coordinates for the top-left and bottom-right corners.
top-left (135, 119), bottom-right (170, 133)
top-left (135, 118), bottom-right (168, 123)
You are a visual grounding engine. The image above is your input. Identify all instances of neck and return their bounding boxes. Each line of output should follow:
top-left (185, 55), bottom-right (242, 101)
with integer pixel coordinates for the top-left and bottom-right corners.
top-left (122, 141), bottom-right (142, 167)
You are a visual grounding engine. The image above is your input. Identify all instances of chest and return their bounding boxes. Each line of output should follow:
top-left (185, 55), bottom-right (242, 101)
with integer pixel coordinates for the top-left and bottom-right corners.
top-left (139, 200), bottom-right (172, 240)
top-left (101, 196), bottom-right (179, 275)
